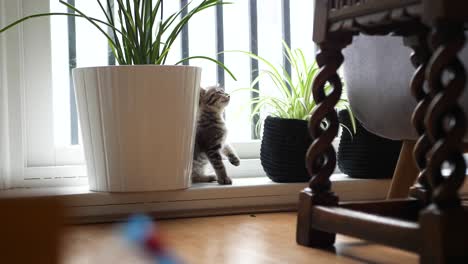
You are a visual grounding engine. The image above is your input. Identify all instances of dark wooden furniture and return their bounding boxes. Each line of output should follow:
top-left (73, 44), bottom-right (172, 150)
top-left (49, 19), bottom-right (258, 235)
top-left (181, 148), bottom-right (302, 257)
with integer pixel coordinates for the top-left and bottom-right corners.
top-left (296, 0), bottom-right (468, 262)
top-left (0, 197), bottom-right (64, 264)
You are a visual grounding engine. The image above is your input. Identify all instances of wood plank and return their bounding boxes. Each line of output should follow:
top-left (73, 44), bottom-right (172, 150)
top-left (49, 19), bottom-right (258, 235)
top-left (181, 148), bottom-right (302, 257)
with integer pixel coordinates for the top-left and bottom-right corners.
top-left (62, 212), bottom-right (418, 264)
top-left (340, 198), bottom-right (422, 221)
top-left (311, 206), bottom-right (420, 252)
top-left (328, 0), bottom-right (420, 22)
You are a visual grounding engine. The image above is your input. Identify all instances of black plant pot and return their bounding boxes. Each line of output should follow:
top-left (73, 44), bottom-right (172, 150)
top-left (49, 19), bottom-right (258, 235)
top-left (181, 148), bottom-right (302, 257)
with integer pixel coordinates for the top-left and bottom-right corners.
top-left (260, 116), bottom-right (312, 182)
top-left (337, 110), bottom-right (402, 179)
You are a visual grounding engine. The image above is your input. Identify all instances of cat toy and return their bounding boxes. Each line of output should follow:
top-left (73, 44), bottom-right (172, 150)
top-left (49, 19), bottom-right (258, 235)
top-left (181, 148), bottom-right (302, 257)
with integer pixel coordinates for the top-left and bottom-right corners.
top-left (123, 214), bottom-right (181, 264)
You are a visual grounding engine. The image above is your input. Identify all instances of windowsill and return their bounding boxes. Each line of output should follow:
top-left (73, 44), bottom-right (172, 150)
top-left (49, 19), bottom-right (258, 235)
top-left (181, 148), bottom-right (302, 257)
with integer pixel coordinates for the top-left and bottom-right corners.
top-left (0, 175), bottom-right (392, 223)
top-left (6, 159), bottom-right (468, 224)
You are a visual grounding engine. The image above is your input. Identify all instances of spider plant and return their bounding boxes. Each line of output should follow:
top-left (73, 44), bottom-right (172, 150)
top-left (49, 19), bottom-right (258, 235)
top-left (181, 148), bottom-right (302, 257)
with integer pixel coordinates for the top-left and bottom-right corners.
top-left (236, 41), bottom-right (355, 135)
top-left (0, 0), bottom-right (235, 79)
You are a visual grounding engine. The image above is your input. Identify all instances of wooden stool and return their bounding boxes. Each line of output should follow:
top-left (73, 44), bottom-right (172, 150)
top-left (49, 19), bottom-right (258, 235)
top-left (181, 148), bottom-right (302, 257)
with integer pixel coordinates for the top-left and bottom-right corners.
top-left (296, 1), bottom-right (468, 262)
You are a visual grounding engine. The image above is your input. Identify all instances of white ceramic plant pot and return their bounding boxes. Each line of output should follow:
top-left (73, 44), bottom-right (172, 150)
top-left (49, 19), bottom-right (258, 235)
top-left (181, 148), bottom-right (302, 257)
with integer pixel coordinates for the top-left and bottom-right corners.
top-left (73, 65), bottom-right (201, 192)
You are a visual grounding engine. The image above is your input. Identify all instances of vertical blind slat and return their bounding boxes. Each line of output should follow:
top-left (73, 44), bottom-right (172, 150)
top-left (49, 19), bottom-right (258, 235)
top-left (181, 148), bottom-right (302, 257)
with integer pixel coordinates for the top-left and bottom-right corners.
top-left (215, 4), bottom-right (225, 87)
top-left (67, 0), bottom-right (79, 145)
top-left (107, 2), bottom-right (116, 66)
top-left (180, 0), bottom-right (190, 65)
top-left (249, 0), bottom-right (259, 139)
top-left (281, 0), bottom-right (292, 91)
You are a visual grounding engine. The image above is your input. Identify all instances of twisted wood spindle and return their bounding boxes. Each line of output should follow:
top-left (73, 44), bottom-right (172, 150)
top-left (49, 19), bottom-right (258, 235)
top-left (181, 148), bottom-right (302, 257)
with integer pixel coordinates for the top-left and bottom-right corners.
top-left (425, 22), bottom-right (467, 209)
top-left (405, 32), bottom-right (433, 200)
top-left (307, 39), bottom-right (349, 194)
top-left (297, 35), bottom-right (352, 248)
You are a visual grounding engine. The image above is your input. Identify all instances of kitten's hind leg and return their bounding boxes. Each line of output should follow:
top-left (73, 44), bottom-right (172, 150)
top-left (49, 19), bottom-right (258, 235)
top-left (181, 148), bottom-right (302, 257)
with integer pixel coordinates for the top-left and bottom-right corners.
top-left (191, 154), bottom-right (217, 183)
top-left (222, 144), bottom-right (240, 166)
top-left (192, 174), bottom-right (217, 183)
top-left (206, 149), bottom-right (232, 185)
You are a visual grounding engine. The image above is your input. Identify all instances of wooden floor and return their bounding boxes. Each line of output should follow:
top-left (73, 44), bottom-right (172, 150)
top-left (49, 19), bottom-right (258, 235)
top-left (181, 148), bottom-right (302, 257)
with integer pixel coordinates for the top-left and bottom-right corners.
top-left (62, 212), bottom-right (418, 264)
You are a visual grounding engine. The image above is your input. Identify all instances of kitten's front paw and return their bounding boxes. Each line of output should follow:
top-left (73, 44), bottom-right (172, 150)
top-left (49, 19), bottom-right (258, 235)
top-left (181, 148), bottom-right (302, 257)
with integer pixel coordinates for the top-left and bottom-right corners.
top-left (217, 176), bottom-right (232, 185)
top-left (229, 156), bottom-right (240, 166)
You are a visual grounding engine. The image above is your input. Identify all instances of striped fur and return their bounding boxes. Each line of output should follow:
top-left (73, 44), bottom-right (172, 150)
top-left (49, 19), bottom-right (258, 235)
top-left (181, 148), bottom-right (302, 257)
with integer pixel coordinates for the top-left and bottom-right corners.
top-left (192, 86), bottom-right (240, 184)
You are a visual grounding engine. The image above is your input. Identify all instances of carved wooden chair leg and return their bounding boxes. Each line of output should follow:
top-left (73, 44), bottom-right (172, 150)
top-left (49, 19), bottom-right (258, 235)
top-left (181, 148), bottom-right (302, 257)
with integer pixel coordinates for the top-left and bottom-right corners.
top-left (386, 31), bottom-right (432, 201)
top-left (296, 33), bottom-right (352, 248)
top-left (401, 32), bottom-right (434, 204)
top-left (419, 21), bottom-right (468, 263)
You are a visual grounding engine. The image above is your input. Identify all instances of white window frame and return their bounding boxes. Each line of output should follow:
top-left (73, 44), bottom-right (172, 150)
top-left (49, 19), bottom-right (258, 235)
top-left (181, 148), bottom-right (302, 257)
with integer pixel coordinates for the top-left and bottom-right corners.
top-left (0, 0), bottom-right (87, 188)
top-left (16, 0), bottom-right (85, 168)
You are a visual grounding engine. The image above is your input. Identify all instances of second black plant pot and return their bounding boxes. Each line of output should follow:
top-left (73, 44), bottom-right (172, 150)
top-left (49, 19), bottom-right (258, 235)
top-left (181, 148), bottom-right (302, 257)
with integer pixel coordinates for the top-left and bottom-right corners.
top-left (337, 110), bottom-right (402, 179)
top-left (260, 116), bottom-right (312, 183)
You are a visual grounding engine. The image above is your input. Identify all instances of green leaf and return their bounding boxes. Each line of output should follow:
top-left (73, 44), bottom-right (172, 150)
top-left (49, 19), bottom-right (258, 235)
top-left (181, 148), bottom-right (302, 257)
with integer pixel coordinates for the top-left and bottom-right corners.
top-left (1, 0), bottom-right (229, 67)
top-left (176, 55), bottom-right (237, 81)
top-left (226, 41), bottom-right (354, 122)
top-left (341, 123), bottom-right (354, 140)
top-left (344, 104), bottom-right (357, 134)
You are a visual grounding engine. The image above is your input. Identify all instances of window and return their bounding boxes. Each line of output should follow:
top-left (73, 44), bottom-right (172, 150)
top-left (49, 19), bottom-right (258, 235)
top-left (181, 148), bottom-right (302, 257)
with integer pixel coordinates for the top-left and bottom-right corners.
top-left (1, 0), bottom-right (316, 188)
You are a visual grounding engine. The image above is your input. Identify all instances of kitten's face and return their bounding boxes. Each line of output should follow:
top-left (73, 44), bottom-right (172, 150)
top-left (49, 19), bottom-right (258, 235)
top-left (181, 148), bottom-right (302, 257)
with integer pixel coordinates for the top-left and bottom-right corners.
top-left (200, 87), bottom-right (230, 111)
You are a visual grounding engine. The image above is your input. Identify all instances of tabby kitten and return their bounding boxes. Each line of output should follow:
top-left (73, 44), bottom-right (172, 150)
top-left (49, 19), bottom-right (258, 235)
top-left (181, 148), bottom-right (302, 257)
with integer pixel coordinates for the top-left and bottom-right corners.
top-left (192, 86), bottom-right (240, 185)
